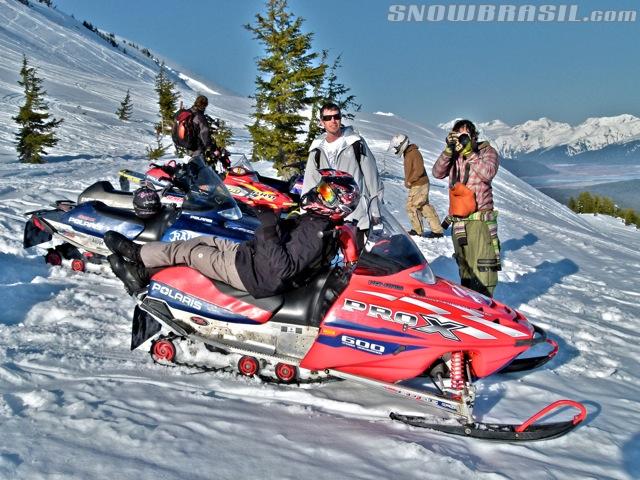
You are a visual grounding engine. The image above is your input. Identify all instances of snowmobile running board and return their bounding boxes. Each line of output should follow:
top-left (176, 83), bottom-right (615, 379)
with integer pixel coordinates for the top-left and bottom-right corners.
top-left (328, 370), bottom-right (587, 442)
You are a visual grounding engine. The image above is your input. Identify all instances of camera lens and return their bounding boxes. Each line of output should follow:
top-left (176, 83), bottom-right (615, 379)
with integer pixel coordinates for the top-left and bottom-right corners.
top-left (458, 134), bottom-right (471, 147)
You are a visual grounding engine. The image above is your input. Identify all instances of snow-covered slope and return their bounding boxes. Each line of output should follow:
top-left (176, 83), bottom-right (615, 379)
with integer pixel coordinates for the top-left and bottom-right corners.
top-left (0, 0), bottom-right (252, 162)
top-left (1, 2), bottom-right (639, 479)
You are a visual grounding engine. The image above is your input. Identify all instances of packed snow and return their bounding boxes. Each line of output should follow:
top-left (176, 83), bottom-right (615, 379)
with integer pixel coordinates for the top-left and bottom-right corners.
top-left (0, 1), bottom-right (639, 479)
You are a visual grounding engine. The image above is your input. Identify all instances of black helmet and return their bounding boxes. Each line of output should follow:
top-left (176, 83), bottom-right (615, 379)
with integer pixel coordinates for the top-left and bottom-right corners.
top-left (301, 169), bottom-right (361, 220)
top-left (133, 186), bottom-right (161, 218)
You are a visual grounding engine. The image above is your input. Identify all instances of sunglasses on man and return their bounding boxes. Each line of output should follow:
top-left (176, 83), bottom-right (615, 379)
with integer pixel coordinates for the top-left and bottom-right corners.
top-left (321, 113), bottom-right (342, 121)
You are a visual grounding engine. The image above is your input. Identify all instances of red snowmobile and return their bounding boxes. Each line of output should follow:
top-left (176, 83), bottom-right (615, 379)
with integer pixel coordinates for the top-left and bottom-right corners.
top-left (129, 206), bottom-right (586, 441)
top-left (119, 155), bottom-right (298, 214)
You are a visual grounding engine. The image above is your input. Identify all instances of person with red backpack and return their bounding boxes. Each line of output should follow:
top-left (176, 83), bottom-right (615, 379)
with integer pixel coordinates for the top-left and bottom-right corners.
top-left (172, 95), bottom-right (219, 161)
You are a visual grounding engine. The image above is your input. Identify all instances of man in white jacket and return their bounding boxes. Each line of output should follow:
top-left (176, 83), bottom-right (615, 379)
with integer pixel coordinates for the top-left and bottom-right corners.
top-left (302, 102), bottom-right (383, 245)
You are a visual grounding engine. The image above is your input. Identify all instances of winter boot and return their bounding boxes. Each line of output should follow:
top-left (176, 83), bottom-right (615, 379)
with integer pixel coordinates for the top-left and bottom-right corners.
top-left (408, 229), bottom-right (422, 237)
top-left (104, 230), bottom-right (142, 263)
top-left (427, 232), bottom-right (444, 239)
top-left (108, 254), bottom-right (150, 295)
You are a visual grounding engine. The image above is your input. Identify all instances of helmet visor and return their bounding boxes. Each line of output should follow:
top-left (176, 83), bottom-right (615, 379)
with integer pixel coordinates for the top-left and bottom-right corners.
top-left (317, 181), bottom-right (337, 206)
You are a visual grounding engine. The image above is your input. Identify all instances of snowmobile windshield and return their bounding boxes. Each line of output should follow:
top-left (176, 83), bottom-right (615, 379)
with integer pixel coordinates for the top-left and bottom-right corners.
top-left (355, 205), bottom-right (435, 282)
top-left (180, 156), bottom-right (242, 220)
top-left (228, 154), bottom-right (259, 181)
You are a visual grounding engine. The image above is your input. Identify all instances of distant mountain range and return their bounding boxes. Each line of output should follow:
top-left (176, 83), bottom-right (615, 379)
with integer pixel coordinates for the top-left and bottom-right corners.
top-left (476, 115), bottom-right (640, 158)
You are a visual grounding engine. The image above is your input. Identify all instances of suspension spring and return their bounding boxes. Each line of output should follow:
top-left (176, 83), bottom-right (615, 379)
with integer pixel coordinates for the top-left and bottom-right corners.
top-left (450, 351), bottom-right (465, 391)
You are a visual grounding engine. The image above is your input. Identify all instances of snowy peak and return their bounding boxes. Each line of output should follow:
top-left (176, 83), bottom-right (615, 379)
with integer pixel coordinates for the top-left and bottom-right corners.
top-left (476, 114), bottom-right (640, 158)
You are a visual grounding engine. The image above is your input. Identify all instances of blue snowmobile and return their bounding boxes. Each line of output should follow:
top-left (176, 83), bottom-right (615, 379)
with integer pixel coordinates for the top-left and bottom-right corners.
top-left (23, 156), bottom-right (259, 272)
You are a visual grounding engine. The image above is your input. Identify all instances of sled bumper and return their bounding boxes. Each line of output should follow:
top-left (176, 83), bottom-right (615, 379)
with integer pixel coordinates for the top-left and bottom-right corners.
top-left (23, 213), bottom-right (53, 248)
top-left (501, 324), bottom-right (559, 373)
top-left (131, 306), bottom-right (162, 350)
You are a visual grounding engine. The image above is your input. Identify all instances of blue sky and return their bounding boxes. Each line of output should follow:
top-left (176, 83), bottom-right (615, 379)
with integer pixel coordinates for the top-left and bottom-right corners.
top-left (54, 0), bottom-right (639, 127)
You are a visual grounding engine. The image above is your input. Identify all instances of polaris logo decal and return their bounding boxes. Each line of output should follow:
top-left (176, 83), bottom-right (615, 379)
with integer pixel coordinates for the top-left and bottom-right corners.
top-left (68, 216), bottom-right (111, 232)
top-left (151, 283), bottom-right (203, 310)
top-left (187, 215), bottom-right (213, 224)
top-left (413, 315), bottom-right (465, 341)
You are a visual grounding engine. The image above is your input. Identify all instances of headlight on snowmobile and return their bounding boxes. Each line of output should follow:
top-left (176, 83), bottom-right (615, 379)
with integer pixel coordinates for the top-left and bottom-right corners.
top-left (218, 206), bottom-right (242, 221)
top-left (410, 264), bottom-right (436, 285)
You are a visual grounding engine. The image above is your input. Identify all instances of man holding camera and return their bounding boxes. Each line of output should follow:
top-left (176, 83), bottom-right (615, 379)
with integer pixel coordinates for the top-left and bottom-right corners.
top-left (432, 119), bottom-right (501, 297)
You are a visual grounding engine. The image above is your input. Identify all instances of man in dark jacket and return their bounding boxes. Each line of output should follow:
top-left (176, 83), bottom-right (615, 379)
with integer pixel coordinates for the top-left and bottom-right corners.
top-left (189, 95), bottom-right (218, 159)
top-left (390, 133), bottom-right (443, 238)
top-left (106, 170), bottom-right (360, 298)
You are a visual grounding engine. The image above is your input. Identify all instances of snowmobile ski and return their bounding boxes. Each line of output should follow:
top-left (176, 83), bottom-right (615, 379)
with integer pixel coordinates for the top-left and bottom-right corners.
top-left (390, 400), bottom-right (587, 441)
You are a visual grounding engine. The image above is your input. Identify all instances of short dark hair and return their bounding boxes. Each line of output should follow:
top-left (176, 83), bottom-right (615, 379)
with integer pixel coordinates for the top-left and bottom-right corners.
top-left (320, 102), bottom-right (341, 117)
top-left (453, 119), bottom-right (478, 139)
top-left (193, 95), bottom-right (209, 111)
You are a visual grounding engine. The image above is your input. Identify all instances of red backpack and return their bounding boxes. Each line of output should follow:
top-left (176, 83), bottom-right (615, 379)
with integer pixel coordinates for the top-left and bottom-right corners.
top-left (172, 109), bottom-right (198, 151)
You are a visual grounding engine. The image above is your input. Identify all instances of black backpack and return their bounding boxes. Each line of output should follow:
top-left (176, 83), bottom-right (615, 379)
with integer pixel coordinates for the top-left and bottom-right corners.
top-left (312, 140), bottom-right (364, 170)
top-left (172, 109), bottom-right (198, 151)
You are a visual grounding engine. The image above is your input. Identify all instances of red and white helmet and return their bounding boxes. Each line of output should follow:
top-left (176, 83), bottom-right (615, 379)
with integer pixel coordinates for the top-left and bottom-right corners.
top-left (301, 169), bottom-right (361, 220)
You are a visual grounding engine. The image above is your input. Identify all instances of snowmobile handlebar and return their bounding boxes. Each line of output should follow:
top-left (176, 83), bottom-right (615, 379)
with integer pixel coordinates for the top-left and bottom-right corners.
top-left (318, 225), bottom-right (359, 264)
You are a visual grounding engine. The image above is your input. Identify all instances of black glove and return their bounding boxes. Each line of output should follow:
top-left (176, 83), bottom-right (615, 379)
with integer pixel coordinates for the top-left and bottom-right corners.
top-left (255, 206), bottom-right (279, 225)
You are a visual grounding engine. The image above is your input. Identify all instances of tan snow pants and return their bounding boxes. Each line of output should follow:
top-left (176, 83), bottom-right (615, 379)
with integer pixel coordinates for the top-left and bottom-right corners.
top-left (140, 236), bottom-right (246, 291)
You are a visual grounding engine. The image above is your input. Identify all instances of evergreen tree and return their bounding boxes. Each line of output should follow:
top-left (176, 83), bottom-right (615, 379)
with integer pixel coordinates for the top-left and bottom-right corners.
top-left (577, 191), bottom-right (594, 213)
top-left (305, 52), bottom-right (361, 149)
top-left (600, 196), bottom-right (615, 216)
top-left (209, 116), bottom-right (234, 150)
top-left (320, 53), bottom-right (361, 120)
top-left (567, 196), bottom-right (577, 212)
top-left (622, 208), bottom-right (637, 227)
top-left (146, 127), bottom-right (169, 160)
top-left (115, 89), bottom-right (133, 120)
top-left (154, 62), bottom-right (179, 134)
top-left (245, 0), bottom-right (325, 172)
top-left (13, 55), bottom-right (63, 164)
top-left (304, 49), bottom-right (329, 150)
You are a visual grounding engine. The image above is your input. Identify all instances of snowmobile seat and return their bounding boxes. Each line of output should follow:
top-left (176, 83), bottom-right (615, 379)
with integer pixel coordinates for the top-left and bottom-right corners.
top-left (213, 268), bottom-right (348, 327)
top-left (137, 206), bottom-right (180, 242)
top-left (213, 281), bottom-right (284, 314)
top-left (78, 181), bottom-right (134, 210)
top-left (269, 268), bottom-right (348, 327)
top-left (93, 200), bottom-right (145, 225)
top-left (91, 202), bottom-right (178, 241)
